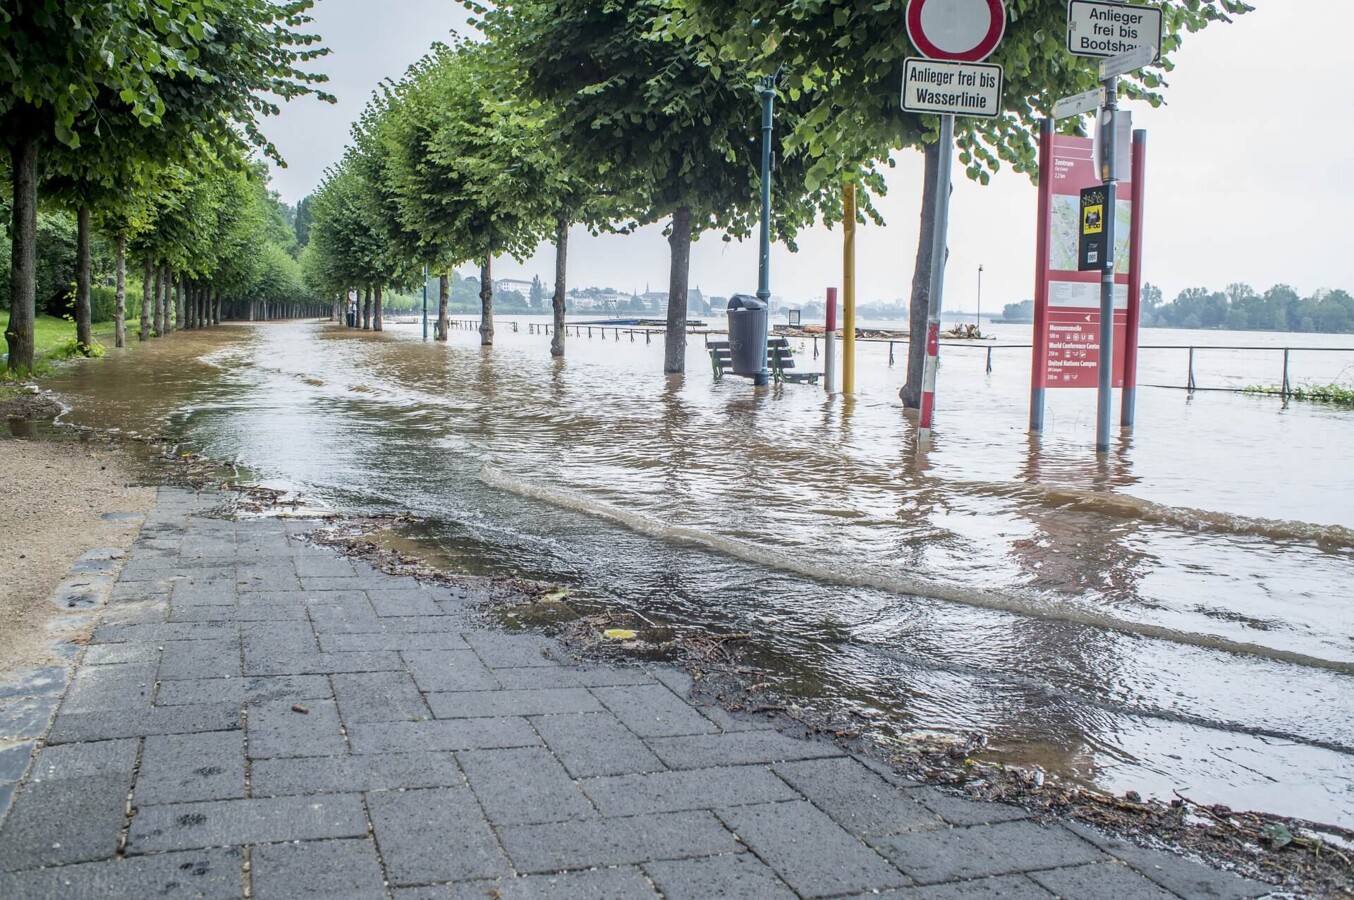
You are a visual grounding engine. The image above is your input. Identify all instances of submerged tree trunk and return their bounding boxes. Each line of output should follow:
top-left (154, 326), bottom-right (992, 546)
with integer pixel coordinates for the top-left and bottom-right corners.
top-left (140, 259), bottom-right (153, 341)
top-left (551, 217), bottom-right (569, 358)
top-left (213, 288), bottom-right (221, 325)
top-left (664, 205), bottom-right (693, 374)
top-left (153, 266), bottom-right (165, 337)
top-left (901, 140), bottom-right (942, 409)
top-left (362, 286), bottom-right (371, 329)
top-left (437, 274), bottom-right (450, 341)
top-left (75, 205), bottom-right (93, 350)
top-left (6, 134), bottom-right (38, 372)
top-left (479, 258), bottom-right (494, 346)
top-left (174, 276), bottom-right (185, 331)
top-left (373, 284), bottom-right (383, 332)
top-left (114, 234), bottom-right (127, 348)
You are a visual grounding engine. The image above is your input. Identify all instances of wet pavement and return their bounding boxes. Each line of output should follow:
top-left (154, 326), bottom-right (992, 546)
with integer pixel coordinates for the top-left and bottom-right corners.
top-left (0, 487), bottom-right (1275, 898)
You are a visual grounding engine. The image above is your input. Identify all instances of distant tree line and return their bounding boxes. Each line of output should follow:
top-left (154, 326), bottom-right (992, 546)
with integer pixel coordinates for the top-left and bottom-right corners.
top-left (1142, 283), bottom-right (1354, 333)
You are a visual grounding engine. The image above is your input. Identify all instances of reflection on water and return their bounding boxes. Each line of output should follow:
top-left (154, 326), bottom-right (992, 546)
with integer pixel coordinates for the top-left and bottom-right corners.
top-left (47, 319), bottom-right (1354, 826)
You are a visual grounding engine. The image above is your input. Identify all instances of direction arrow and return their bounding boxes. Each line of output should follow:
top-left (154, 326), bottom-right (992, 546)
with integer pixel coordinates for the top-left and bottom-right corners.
top-left (1054, 87), bottom-right (1104, 120)
top-left (1099, 44), bottom-right (1156, 79)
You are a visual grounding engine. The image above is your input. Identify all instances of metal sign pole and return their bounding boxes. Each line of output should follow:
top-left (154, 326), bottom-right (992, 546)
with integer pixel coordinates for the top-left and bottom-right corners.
top-left (753, 74), bottom-right (777, 388)
top-left (1095, 77), bottom-right (1119, 453)
top-left (824, 286), bottom-right (838, 393)
top-left (918, 112), bottom-right (955, 445)
top-left (1121, 128), bottom-right (1147, 429)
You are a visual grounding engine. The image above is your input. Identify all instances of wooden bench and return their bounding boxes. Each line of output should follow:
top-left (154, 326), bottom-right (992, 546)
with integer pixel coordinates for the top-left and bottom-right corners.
top-left (707, 337), bottom-right (822, 385)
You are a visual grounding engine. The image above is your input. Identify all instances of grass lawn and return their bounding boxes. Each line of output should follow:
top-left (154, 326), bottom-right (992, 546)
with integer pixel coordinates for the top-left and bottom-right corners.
top-left (1, 312), bottom-right (117, 360)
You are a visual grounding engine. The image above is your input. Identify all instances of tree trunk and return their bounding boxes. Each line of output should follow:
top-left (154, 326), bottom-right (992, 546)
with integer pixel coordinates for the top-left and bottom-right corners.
top-left (373, 284), bottom-right (384, 332)
top-left (551, 217), bottom-right (569, 358)
top-left (5, 134), bottom-right (38, 372)
top-left (140, 258), bottom-right (153, 341)
top-left (479, 258), bottom-right (494, 346)
top-left (153, 266), bottom-right (165, 337)
top-left (213, 288), bottom-right (221, 325)
top-left (174, 276), bottom-right (185, 331)
top-left (114, 234), bottom-right (126, 348)
top-left (437, 275), bottom-right (450, 341)
top-left (75, 205), bottom-right (93, 350)
top-left (664, 205), bottom-right (693, 373)
top-left (901, 141), bottom-right (941, 409)
top-left (362, 286), bottom-right (371, 329)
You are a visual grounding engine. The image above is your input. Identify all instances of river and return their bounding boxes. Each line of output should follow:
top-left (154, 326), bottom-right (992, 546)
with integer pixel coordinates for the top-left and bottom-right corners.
top-left (44, 316), bottom-right (1354, 827)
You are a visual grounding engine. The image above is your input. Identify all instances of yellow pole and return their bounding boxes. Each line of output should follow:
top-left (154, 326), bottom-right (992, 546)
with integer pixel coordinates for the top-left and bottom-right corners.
top-left (842, 181), bottom-right (857, 395)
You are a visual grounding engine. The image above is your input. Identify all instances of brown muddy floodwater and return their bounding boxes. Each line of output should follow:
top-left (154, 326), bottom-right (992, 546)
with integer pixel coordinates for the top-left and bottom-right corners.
top-left (47, 319), bottom-right (1354, 827)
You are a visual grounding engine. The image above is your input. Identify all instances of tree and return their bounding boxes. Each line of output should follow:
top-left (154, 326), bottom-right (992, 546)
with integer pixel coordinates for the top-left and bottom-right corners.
top-left (1, 0), bottom-right (331, 371)
top-left (476, 0), bottom-right (833, 372)
top-left (664, 0), bottom-right (1253, 401)
top-left (529, 275), bottom-right (545, 310)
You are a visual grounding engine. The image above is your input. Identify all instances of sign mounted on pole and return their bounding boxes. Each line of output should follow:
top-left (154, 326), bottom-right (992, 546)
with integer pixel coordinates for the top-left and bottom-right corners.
top-left (1053, 87), bottom-right (1104, 120)
top-left (1067, 0), bottom-right (1163, 60)
top-left (906, 0), bottom-right (1007, 62)
top-left (1078, 185), bottom-right (1107, 271)
top-left (902, 59), bottom-right (1003, 117)
top-left (1099, 44), bottom-right (1156, 80)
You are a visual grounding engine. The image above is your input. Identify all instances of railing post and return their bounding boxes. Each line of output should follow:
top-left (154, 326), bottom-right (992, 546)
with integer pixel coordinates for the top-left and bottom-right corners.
top-left (986, 347), bottom-right (993, 374)
top-left (1187, 347), bottom-right (1196, 393)
top-left (1282, 348), bottom-right (1291, 399)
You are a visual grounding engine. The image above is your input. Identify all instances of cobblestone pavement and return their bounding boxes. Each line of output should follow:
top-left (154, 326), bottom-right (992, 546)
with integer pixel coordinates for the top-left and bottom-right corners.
top-left (0, 488), bottom-right (1275, 898)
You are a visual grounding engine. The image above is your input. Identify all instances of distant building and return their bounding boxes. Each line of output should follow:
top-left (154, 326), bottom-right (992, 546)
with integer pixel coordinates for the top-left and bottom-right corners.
top-left (494, 278), bottom-right (535, 296)
top-left (640, 286), bottom-right (705, 313)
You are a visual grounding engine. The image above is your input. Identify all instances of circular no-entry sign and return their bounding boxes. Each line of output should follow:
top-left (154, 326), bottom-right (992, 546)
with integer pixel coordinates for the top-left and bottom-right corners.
top-left (906, 0), bottom-right (1007, 63)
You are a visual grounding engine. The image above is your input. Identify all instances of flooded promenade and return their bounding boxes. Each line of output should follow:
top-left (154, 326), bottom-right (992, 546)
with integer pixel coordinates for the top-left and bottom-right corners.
top-left (46, 318), bottom-right (1354, 829)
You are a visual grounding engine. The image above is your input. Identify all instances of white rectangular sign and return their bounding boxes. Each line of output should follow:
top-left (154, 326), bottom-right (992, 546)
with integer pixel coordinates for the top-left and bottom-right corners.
top-left (1054, 87), bottom-right (1104, 120)
top-left (1067, 0), bottom-right (1163, 60)
top-left (901, 58), bottom-right (1003, 118)
top-left (1099, 44), bottom-right (1156, 79)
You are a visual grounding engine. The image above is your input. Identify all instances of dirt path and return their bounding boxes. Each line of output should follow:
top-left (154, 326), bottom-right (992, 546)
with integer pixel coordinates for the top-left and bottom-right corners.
top-left (0, 432), bottom-right (154, 673)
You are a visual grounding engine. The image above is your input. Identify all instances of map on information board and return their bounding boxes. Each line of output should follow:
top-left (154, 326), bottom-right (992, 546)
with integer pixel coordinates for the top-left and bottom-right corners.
top-left (1050, 195), bottom-right (1131, 274)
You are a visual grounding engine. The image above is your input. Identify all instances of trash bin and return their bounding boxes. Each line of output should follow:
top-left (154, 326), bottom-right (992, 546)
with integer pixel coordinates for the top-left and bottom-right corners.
top-left (726, 294), bottom-right (769, 379)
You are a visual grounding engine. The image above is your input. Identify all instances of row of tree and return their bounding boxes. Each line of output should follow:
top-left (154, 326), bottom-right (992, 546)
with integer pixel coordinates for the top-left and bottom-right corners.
top-left (1141, 283), bottom-right (1354, 333)
top-left (2, 1), bottom-right (332, 372)
top-left (304, 0), bottom-right (1250, 401)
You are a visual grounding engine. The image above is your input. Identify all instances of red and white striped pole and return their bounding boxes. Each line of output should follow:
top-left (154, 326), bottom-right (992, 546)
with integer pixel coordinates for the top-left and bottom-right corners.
top-left (917, 113), bottom-right (955, 445)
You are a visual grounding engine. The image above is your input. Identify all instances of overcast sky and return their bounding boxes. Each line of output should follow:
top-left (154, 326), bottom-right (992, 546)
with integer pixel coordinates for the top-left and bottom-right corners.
top-left (262, 1), bottom-right (1354, 310)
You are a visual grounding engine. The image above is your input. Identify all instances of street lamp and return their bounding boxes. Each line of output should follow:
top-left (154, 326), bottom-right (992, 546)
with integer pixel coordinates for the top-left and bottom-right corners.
top-left (976, 264), bottom-right (984, 331)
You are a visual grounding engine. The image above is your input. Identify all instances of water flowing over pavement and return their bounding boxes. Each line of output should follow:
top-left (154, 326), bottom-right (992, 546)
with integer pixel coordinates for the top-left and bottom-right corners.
top-left (0, 487), bottom-right (1273, 898)
top-left (44, 319), bottom-right (1354, 828)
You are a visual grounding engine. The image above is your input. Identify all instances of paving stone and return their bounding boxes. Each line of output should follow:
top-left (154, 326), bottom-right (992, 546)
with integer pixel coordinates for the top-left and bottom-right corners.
top-left (235, 563), bottom-right (299, 592)
top-left (332, 671), bottom-right (429, 723)
top-left (306, 594), bottom-right (384, 634)
top-left (137, 730), bottom-right (245, 804)
top-left (498, 809), bottom-right (740, 875)
top-left (291, 555), bottom-right (357, 578)
top-left (404, 649), bottom-right (501, 692)
top-left (252, 838), bottom-right (386, 900)
top-left (531, 712), bottom-right (665, 779)
top-left (246, 698), bottom-right (346, 758)
top-left (47, 702), bottom-right (239, 744)
top-left (1063, 821), bottom-right (1273, 899)
top-left (367, 786), bottom-right (509, 885)
top-left (0, 666), bottom-right (68, 701)
top-left (717, 800), bottom-right (908, 898)
top-left (693, 703), bottom-right (778, 733)
top-left (320, 630), bottom-right (469, 652)
top-left (0, 848), bottom-right (242, 898)
top-left (61, 662), bottom-right (156, 712)
top-left (493, 666), bottom-right (656, 690)
top-left (773, 757), bottom-right (945, 837)
top-left (247, 651), bottom-right (403, 677)
top-left (31, 737), bottom-right (138, 779)
top-left (0, 773), bottom-right (130, 870)
top-left (171, 571), bottom-right (238, 606)
top-left (348, 717), bottom-right (541, 754)
top-left (646, 730), bottom-right (844, 770)
top-left (463, 631), bottom-right (562, 668)
top-left (0, 742), bottom-right (33, 782)
top-left (92, 620), bottom-right (236, 644)
top-left (582, 765), bottom-right (798, 817)
top-left (590, 684), bottom-right (720, 738)
top-left (427, 688), bottom-right (603, 719)
top-left (1028, 861), bottom-right (1177, 899)
top-left (0, 696), bottom-right (59, 740)
top-left (84, 641), bottom-right (158, 666)
top-left (169, 604), bottom-right (238, 623)
top-left (253, 751), bottom-right (463, 796)
top-left (237, 597), bottom-right (310, 621)
top-left (442, 868), bottom-right (661, 899)
top-left (649, 669), bottom-right (694, 696)
top-left (242, 621), bottom-right (318, 670)
top-left (158, 639), bottom-right (241, 680)
top-left (126, 793), bottom-right (367, 852)
top-left (904, 786), bottom-right (1031, 826)
top-left (644, 853), bottom-right (797, 900)
top-left (459, 747), bottom-right (594, 825)
top-left (854, 874), bottom-right (1053, 898)
top-left (370, 591), bottom-right (447, 617)
top-left (380, 616), bottom-right (469, 633)
top-left (868, 821), bottom-right (1105, 885)
top-left (301, 575), bottom-right (391, 592)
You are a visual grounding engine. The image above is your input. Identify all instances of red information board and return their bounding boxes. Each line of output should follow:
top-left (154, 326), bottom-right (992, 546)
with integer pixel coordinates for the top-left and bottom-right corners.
top-left (1032, 134), bottom-right (1140, 389)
